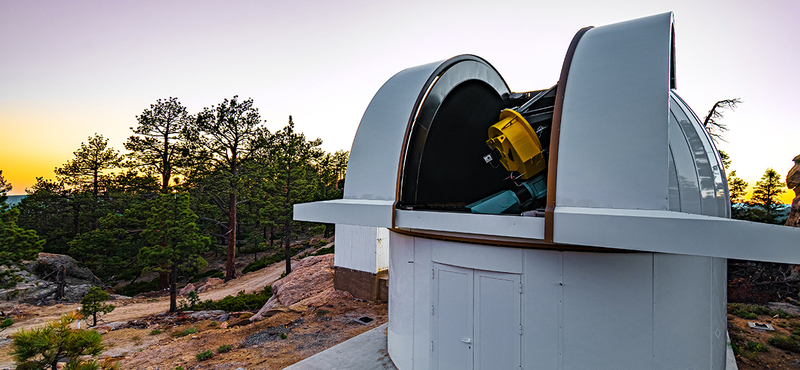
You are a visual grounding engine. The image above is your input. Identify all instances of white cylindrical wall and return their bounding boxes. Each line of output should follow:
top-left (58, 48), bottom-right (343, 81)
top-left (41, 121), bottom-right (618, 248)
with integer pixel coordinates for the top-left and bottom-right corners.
top-left (388, 232), bottom-right (414, 370)
top-left (387, 232), bottom-right (727, 370)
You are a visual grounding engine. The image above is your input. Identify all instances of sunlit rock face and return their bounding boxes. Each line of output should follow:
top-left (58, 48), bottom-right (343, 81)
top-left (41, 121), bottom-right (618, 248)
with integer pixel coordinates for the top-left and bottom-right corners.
top-left (785, 155), bottom-right (800, 227)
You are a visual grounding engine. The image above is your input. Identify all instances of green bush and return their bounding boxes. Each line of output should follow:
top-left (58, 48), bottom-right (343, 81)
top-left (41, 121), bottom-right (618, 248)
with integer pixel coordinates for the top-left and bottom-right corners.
top-left (188, 287), bottom-right (272, 312)
top-left (10, 312), bottom-right (112, 369)
top-left (746, 341), bottom-right (769, 352)
top-left (280, 333), bottom-right (287, 339)
top-left (773, 309), bottom-right (794, 319)
top-left (217, 344), bottom-right (232, 353)
top-left (212, 289), bottom-right (270, 312)
top-left (117, 278), bottom-right (159, 296)
top-left (242, 247), bottom-right (302, 274)
top-left (190, 269), bottom-right (224, 283)
top-left (0, 317), bottom-right (13, 329)
top-left (196, 349), bottom-right (213, 361)
top-left (171, 327), bottom-right (198, 338)
top-left (80, 287), bottom-right (115, 326)
top-left (768, 335), bottom-right (800, 352)
top-left (312, 245), bottom-right (334, 256)
top-left (729, 303), bottom-right (771, 319)
top-left (149, 329), bottom-right (162, 335)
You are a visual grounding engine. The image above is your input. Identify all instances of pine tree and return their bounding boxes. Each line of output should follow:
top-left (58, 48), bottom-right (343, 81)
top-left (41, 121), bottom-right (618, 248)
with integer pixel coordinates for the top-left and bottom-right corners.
top-left (0, 173), bottom-right (44, 274)
top-left (10, 311), bottom-right (113, 370)
top-left (139, 193), bottom-right (210, 312)
top-left (749, 168), bottom-right (786, 224)
top-left (191, 96), bottom-right (270, 281)
top-left (727, 170), bottom-right (749, 204)
top-left (55, 134), bottom-right (122, 197)
top-left (702, 98), bottom-right (741, 143)
top-left (265, 117), bottom-right (322, 275)
top-left (125, 97), bottom-right (196, 192)
top-left (79, 287), bottom-right (115, 326)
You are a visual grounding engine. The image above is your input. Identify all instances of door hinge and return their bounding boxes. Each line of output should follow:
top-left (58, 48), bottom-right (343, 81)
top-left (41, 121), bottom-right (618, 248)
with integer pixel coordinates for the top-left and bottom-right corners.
top-left (519, 281), bottom-right (523, 294)
top-left (431, 269), bottom-right (434, 279)
top-left (431, 305), bottom-right (434, 315)
top-left (519, 323), bottom-right (523, 335)
top-left (431, 341), bottom-right (434, 351)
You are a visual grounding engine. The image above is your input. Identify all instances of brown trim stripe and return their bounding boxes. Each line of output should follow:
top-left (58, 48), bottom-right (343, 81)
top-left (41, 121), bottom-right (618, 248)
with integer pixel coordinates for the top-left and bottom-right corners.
top-left (544, 26), bottom-right (594, 243)
top-left (390, 227), bottom-right (630, 254)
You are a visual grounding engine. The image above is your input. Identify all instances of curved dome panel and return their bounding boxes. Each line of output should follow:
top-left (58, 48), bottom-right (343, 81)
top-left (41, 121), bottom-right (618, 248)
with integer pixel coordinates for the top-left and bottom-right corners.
top-left (343, 55), bottom-right (510, 203)
top-left (667, 91), bottom-right (730, 218)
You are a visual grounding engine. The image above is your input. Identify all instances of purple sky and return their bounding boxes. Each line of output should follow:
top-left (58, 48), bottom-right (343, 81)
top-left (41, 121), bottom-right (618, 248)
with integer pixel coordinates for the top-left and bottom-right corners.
top-left (1, 0), bottom-right (799, 201)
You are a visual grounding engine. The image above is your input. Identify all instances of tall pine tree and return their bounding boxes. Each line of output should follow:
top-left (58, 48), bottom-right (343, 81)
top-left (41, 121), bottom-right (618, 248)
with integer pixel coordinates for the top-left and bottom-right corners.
top-left (191, 96), bottom-right (270, 281)
top-left (140, 193), bottom-right (210, 312)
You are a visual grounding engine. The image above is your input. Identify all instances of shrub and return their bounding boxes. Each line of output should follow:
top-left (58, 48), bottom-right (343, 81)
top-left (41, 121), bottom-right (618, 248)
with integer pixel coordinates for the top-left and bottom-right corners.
top-left (188, 287), bottom-right (271, 312)
top-left (768, 335), bottom-right (800, 352)
top-left (746, 341), bottom-right (769, 352)
top-left (149, 329), bottom-right (163, 335)
top-left (280, 333), bottom-right (287, 339)
top-left (80, 287), bottom-right (115, 326)
top-left (0, 317), bottom-right (13, 330)
top-left (729, 303), bottom-right (771, 319)
top-left (10, 312), bottom-right (114, 369)
top-left (312, 245), bottom-right (334, 256)
top-left (196, 350), bottom-right (213, 361)
top-left (217, 344), bottom-right (232, 353)
top-left (118, 278), bottom-right (159, 296)
top-left (187, 290), bottom-right (201, 307)
top-left (190, 269), bottom-right (224, 283)
top-left (171, 327), bottom-right (198, 338)
top-left (242, 247), bottom-right (302, 274)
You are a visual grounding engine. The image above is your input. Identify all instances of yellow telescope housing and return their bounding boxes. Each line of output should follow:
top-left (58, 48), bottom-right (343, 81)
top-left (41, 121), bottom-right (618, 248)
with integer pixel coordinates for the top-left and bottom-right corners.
top-left (486, 109), bottom-right (546, 179)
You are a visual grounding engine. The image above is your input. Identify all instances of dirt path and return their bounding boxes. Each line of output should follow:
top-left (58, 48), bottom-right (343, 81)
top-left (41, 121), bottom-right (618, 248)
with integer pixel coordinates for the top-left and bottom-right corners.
top-left (0, 256), bottom-right (304, 369)
top-left (4, 256), bottom-right (288, 334)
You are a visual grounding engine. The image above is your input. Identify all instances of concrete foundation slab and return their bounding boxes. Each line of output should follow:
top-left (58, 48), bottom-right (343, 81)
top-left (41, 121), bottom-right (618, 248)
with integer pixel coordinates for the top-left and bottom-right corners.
top-left (283, 323), bottom-right (396, 370)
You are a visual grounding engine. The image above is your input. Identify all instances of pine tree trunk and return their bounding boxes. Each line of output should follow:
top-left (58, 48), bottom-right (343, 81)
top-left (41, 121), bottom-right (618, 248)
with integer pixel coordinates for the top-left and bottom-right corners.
top-left (284, 157), bottom-right (292, 275)
top-left (169, 263), bottom-right (178, 312)
top-left (226, 190), bottom-right (236, 281)
top-left (158, 271), bottom-right (169, 290)
top-left (162, 129), bottom-right (170, 192)
top-left (56, 266), bottom-right (66, 300)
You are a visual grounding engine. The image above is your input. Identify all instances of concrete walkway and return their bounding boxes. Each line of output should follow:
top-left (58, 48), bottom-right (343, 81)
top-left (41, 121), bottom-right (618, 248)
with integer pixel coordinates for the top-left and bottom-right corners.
top-left (285, 324), bottom-right (738, 370)
top-left (283, 323), bottom-right (397, 370)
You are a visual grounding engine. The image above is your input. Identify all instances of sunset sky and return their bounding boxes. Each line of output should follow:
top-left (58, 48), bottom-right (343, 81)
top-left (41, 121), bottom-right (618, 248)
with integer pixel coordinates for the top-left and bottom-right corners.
top-left (1, 0), bottom-right (798, 203)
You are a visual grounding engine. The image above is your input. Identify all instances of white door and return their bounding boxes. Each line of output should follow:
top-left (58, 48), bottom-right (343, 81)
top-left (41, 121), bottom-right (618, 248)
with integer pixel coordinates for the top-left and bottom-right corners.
top-left (474, 270), bottom-right (522, 370)
top-left (432, 263), bottom-right (521, 370)
top-left (432, 264), bottom-right (474, 370)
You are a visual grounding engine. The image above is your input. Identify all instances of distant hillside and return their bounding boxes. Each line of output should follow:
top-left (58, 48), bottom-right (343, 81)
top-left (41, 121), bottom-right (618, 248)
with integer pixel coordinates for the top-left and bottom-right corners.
top-left (4, 195), bottom-right (25, 206)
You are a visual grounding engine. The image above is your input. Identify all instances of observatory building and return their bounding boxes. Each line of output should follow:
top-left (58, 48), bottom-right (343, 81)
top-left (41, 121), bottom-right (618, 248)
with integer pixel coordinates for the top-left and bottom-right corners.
top-left (295, 12), bottom-right (800, 370)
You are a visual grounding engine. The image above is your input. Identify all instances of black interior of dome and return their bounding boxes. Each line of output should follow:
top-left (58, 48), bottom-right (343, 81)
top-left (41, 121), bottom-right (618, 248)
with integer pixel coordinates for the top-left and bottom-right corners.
top-left (401, 81), bottom-right (514, 207)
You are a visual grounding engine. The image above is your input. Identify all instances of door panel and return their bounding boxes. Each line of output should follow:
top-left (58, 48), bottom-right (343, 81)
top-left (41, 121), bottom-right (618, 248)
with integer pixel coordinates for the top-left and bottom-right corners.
top-left (432, 264), bottom-right (474, 370)
top-left (432, 263), bottom-right (521, 370)
top-left (475, 271), bottom-right (521, 370)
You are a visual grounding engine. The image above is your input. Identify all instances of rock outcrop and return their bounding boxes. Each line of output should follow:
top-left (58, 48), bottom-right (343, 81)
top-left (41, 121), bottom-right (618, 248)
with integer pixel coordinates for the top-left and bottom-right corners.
top-left (250, 254), bottom-right (351, 321)
top-left (786, 154), bottom-right (800, 227)
top-left (0, 253), bottom-right (102, 303)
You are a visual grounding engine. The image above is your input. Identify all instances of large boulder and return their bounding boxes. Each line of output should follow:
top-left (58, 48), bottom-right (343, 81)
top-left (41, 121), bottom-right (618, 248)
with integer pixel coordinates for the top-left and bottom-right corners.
top-left (0, 253), bottom-right (102, 303)
top-left (786, 154), bottom-right (800, 227)
top-left (251, 254), bottom-right (351, 321)
top-left (28, 253), bottom-right (101, 285)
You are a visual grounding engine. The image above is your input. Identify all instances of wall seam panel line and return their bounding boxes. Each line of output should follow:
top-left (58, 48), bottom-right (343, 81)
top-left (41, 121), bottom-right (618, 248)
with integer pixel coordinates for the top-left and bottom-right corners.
top-left (652, 253), bottom-right (655, 370)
